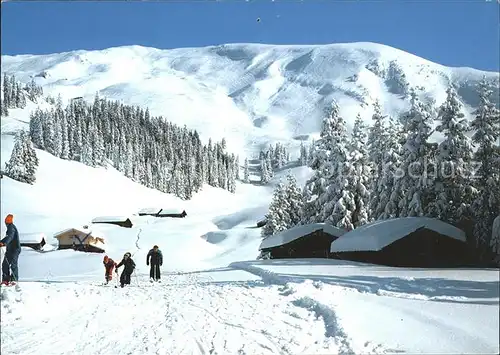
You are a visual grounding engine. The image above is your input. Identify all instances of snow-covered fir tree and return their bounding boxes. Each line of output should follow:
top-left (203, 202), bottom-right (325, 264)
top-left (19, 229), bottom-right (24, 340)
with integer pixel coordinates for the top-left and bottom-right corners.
top-left (316, 102), bottom-right (354, 229)
top-left (243, 158), bottom-right (250, 183)
top-left (395, 89), bottom-right (436, 217)
top-left (491, 215), bottom-right (500, 261)
top-left (5, 130), bottom-right (39, 184)
top-left (299, 141), bottom-right (308, 166)
top-left (429, 85), bottom-right (474, 222)
top-left (470, 77), bottom-right (500, 256)
top-left (348, 113), bottom-right (371, 227)
top-left (379, 119), bottom-right (404, 219)
top-left (367, 100), bottom-right (388, 220)
top-left (283, 172), bottom-right (304, 227)
top-left (300, 103), bottom-right (342, 224)
top-left (260, 156), bottom-right (271, 184)
top-left (302, 100), bottom-right (356, 230)
top-left (267, 154), bottom-right (274, 178)
top-left (235, 155), bottom-right (240, 180)
top-left (261, 180), bottom-right (290, 238)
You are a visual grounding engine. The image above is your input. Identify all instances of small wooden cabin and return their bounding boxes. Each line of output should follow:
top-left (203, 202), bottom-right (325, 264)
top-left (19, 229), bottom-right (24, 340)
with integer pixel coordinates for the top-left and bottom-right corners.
top-left (259, 223), bottom-right (347, 259)
top-left (156, 209), bottom-right (187, 218)
top-left (330, 217), bottom-right (471, 268)
top-left (20, 233), bottom-right (47, 251)
top-left (256, 218), bottom-right (267, 228)
top-left (91, 216), bottom-right (133, 228)
top-left (54, 228), bottom-right (105, 253)
top-left (138, 208), bottom-right (162, 217)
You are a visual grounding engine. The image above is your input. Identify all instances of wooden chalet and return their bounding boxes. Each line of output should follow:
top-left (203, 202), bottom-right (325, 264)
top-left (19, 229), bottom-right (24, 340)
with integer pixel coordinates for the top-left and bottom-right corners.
top-left (137, 208), bottom-right (162, 217)
top-left (259, 223), bottom-right (347, 259)
top-left (20, 233), bottom-right (47, 251)
top-left (91, 216), bottom-right (133, 228)
top-left (256, 218), bottom-right (267, 228)
top-left (156, 209), bottom-right (187, 218)
top-left (53, 228), bottom-right (105, 253)
top-left (330, 217), bottom-right (472, 268)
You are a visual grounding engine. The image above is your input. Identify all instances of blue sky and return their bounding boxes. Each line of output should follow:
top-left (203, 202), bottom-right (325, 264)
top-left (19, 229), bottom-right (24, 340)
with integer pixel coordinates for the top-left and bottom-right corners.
top-left (1, 1), bottom-right (499, 71)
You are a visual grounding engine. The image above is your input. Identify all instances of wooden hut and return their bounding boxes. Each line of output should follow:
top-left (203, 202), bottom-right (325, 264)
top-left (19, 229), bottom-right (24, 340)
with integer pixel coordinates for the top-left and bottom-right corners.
top-left (330, 217), bottom-right (471, 268)
top-left (19, 233), bottom-right (47, 251)
top-left (256, 218), bottom-right (267, 228)
top-left (156, 209), bottom-right (187, 218)
top-left (91, 216), bottom-right (133, 228)
top-left (259, 223), bottom-right (347, 259)
top-left (54, 228), bottom-right (105, 253)
top-left (138, 208), bottom-right (162, 217)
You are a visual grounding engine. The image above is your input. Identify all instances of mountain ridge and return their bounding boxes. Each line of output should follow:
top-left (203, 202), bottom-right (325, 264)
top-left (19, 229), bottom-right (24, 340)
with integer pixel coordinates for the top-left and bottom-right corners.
top-left (2, 42), bottom-right (499, 158)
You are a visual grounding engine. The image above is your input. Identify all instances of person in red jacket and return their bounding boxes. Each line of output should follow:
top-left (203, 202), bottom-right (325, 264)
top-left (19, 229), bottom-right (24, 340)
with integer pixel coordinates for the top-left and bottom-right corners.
top-left (103, 255), bottom-right (117, 284)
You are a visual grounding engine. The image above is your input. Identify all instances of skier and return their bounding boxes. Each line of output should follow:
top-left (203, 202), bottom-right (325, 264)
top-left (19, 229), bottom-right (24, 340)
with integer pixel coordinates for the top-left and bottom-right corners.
top-left (0, 214), bottom-right (21, 286)
top-left (103, 255), bottom-right (117, 285)
top-left (115, 252), bottom-right (136, 288)
top-left (146, 245), bottom-right (163, 282)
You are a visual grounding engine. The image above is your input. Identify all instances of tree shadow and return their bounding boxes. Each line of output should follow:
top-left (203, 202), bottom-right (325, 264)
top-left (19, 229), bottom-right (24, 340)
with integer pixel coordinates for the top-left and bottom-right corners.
top-left (231, 259), bottom-right (500, 305)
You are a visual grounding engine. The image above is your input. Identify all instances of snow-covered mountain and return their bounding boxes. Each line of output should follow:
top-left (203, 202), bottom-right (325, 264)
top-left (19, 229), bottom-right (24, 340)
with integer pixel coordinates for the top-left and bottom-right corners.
top-left (2, 42), bottom-right (498, 158)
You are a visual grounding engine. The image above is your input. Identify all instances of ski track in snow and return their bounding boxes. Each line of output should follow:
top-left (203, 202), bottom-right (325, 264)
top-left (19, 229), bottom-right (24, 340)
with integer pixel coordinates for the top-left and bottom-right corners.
top-left (229, 262), bottom-right (498, 354)
top-left (1, 270), bottom-right (390, 355)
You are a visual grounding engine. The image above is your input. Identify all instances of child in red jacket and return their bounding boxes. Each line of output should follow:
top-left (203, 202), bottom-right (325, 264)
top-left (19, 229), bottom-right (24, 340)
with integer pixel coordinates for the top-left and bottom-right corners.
top-left (103, 255), bottom-right (117, 284)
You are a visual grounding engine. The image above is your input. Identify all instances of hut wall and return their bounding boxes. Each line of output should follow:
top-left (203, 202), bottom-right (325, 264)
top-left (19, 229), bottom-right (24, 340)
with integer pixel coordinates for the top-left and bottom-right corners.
top-left (93, 219), bottom-right (132, 228)
top-left (333, 229), bottom-right (471, 267)
top-left (21, 242), bottom-right (42, 251)
top-left (265, 230), bottom-right (339, 259)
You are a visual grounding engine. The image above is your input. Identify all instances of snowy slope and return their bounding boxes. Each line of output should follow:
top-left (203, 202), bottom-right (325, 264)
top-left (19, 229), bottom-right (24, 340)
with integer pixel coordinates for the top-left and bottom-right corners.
top-left (1, 131), bottom-right (498, 354)
top-left (2, 42), bottom-right (499, 158)
top-left (2, 260), bottom-right (498, 354)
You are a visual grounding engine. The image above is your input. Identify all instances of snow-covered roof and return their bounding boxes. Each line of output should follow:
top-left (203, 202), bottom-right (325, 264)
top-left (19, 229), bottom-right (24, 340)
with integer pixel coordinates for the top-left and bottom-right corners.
top-left (157, 209), bottom-right (184, 215)
top-left (259, 223), bottom-right (347, 250)
top-left (330, 217), bottom-right (466, 253)
top-left (53, 228), bottom-right (94, 238)
top-left (19, 232), bottom-right (46, 244)
top-left (138, 207), bottom-right (162, 214)
top-left (92, 216), bottom-right (130, 223)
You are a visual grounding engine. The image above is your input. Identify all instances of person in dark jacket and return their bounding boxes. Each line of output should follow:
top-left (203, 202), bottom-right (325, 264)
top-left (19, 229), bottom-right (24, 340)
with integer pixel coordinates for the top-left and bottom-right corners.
top-left (146, 245), bottom-right (163, 282)
top-left (115, 252), bottom-right (136, 287)
top-left (103, 255), bottom-right (117, 284)
top-left (0, 214), bottom-right (21, 285)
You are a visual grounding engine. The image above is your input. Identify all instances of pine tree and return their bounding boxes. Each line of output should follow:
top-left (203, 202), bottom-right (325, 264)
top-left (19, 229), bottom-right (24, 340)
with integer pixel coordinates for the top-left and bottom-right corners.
top-left (301, 101), bottom-right (345, 224)
top-left (5, 131), bottom-right (38, 184)
top-left (29, 109), bottom-right (45, 149)
top-left (348, 113), bottom-right (371, 227)
top-left (367, 100), bottom-right (387, 220)
top-left (315, 101), bottom-right (354, 230)
top-left (396, 90), bottom-right (436, 217)
top-left (23, 132), bottom-right (39, 183)
top-left (491, 215), bottom-right (500, 261)
top-left (299, 141), bottom-right (308, 166)
top-left (243, 158), bottom-right (250, 183)
top-left (261, 180), bottom-right (289, 237)
top-left (379, 119), bottom-right (404, 219)
top-left (266, 154), bottom-right (274, 179)
top-left (429, 86), bottom-right (474, 222)
top-left (284, 172), bottom-right (304, 227)
top-left (60, 114), bottom-right (70, 160)
top-left (470, 77), bottom-right (500, 255)
top-left (2, 73), bottom-right (11, 110)
top-left (260, 158), bottom-right (270, 184)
